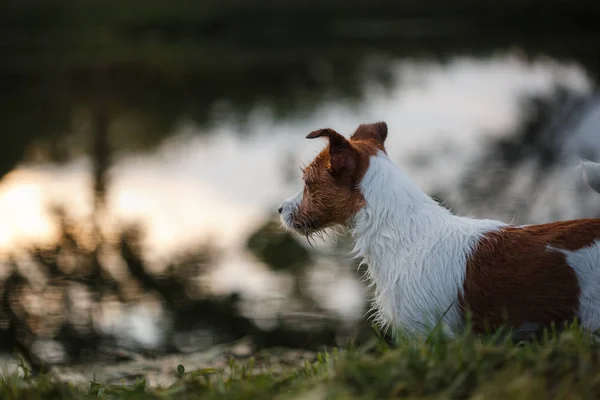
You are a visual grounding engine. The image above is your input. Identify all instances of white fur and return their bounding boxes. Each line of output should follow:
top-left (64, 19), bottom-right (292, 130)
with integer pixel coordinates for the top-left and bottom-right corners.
top-left (280, 189), bottom-right (302, 228)
top-left (350, 152), bottom-right (506, 338)
top-left (547, 241), bottom-right (600, 331)
top-left (582, 160), bottom-right (600, 194)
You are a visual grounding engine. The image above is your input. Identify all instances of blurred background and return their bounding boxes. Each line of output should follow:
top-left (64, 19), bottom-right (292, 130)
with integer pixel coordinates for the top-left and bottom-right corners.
top-left (2, 0), bottom-right (600, 376)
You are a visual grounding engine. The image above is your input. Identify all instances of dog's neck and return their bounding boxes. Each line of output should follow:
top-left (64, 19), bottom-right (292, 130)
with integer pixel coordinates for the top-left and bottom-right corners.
top-left (350, 151), bottom-right (455, 264)
top-left (349, 151), bottom-right (504, 336)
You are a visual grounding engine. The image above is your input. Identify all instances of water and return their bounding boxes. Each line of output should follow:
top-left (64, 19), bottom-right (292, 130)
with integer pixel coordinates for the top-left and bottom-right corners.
top-left (0, 55), bottom-right (592, 256)
top-left (2, 2), bottom-right (600, 365)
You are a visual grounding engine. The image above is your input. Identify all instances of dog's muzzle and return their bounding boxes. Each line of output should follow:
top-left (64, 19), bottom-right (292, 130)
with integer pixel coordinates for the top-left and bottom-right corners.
top-left (279, 190), bottom-right (302, 230)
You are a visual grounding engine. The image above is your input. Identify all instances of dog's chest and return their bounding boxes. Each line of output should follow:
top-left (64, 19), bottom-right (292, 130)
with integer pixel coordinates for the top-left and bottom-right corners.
top-left (364, 239), bottom-right (469, 336)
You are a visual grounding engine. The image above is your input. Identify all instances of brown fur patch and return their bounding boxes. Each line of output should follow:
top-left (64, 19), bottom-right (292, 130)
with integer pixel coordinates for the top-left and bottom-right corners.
top-left (297, 148), bottom-right (367, 229)
top-left (291, 123), bottom-right (387, 231)
top-left (459, 219), bottom-right (600, 333)
top-left (351, 122), bottom-right (388, 152)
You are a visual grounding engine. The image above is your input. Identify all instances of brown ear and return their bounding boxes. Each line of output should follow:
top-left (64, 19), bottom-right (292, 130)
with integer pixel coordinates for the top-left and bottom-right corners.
top-left (350, 122), bottom-right (388, 145)
top-left (306, 128), bottom-right (358, 177)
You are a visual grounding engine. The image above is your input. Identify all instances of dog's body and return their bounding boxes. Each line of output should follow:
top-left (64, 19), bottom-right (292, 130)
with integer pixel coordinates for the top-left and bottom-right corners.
top-left (279, 122), bottom-right (600, 338)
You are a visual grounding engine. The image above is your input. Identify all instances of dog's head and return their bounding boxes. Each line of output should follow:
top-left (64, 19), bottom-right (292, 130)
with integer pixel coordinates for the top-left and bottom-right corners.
top-left (279, 122), bottom-right (388, 237)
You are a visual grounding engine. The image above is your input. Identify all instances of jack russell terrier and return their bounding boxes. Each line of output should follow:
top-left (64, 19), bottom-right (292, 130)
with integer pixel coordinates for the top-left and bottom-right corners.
top-left (279, 122), bottom-right (600, 339)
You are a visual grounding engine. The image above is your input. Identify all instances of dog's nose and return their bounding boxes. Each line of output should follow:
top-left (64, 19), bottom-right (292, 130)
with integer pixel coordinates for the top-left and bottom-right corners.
top-left (278, 206), bottom-right (283, 214)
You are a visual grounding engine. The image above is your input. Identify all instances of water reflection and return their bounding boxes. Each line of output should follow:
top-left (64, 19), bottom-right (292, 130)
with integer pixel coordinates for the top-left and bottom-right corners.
top-left (1, 54), bottom-right (599, 368)
top-left (0, 56), bottom-right (591, 253)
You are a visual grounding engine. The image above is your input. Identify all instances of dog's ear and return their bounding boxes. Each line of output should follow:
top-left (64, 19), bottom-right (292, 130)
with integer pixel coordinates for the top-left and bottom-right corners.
top-left (350, 122), bottom-right (388, 145)
top-left (306, 128), bottom-right (359, 178)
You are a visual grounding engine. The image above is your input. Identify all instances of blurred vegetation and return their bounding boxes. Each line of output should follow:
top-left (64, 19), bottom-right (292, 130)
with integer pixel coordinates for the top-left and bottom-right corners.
top-left (247, 219), bottom-right (311, 273)
top-left (457, 84), bottom-right (600, 223)
top-left (0, 207), bottom-right (356, 373)
top-left (2, 322), bottom-right (600, 399)
top-left (2, 0), bottom-right (600, 178)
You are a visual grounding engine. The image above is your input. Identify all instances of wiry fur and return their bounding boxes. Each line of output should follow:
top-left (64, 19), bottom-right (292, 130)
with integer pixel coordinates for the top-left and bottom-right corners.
top-left (350, 152), bottom-right (505, 338)
top-left (280, 189), bottom-right (303, 230)
top-left (279, 121), bottom-right (600, 339)
top-left (279, 189), bottom-right (330, 246)
top-left (547, 241), bottom-right (600, 331)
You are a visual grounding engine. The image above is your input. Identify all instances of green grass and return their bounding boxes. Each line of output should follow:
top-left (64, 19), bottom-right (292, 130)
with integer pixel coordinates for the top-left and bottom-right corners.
top-left (3, 322), bottom-right (600, 399)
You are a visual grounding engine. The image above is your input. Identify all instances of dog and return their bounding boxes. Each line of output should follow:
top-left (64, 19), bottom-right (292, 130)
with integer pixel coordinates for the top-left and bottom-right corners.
top-left (279, 122), bottom-right (600, 339)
